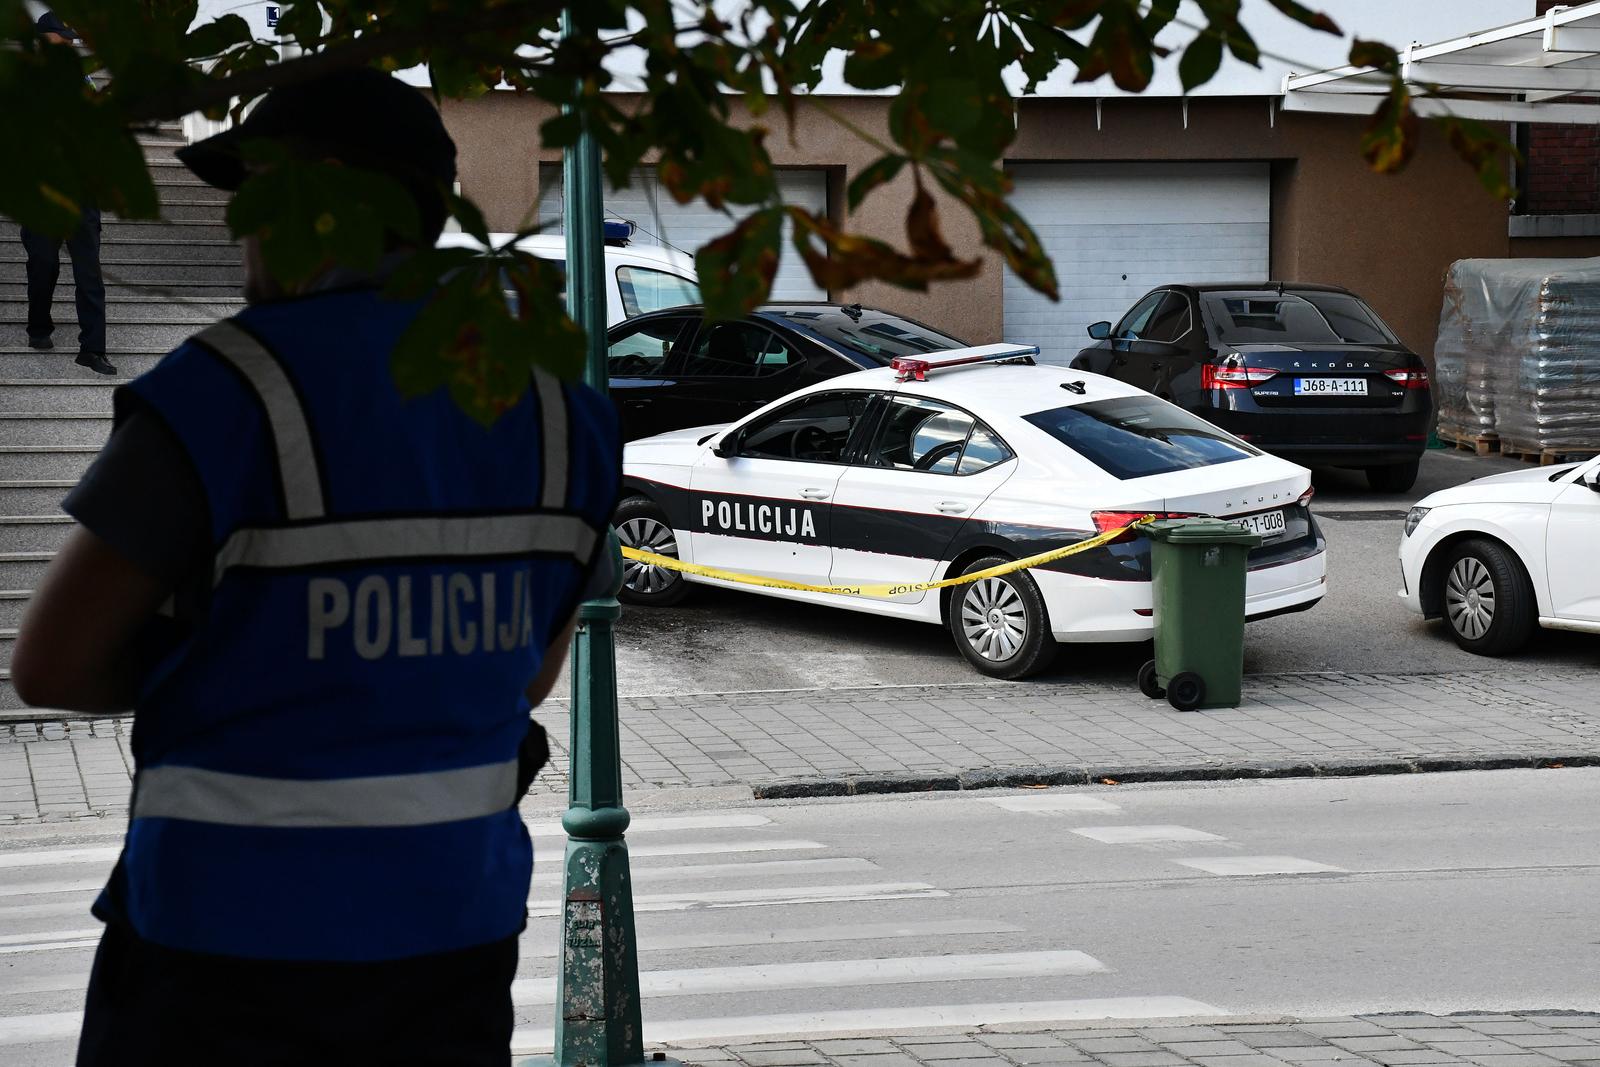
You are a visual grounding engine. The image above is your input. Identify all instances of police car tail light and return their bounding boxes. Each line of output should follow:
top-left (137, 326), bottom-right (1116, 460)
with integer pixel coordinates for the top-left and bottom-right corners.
top-left (1296, 486), bottom-right (1316, 509)
top-left (891, 343), bottom-right (1041, 382)
top-left (1383, 368), bottom-right (1430, 389)
top-left (1201, 364), bottom-right (1276, 390)
top-left (1092, 510), bottom-right (1193, 544)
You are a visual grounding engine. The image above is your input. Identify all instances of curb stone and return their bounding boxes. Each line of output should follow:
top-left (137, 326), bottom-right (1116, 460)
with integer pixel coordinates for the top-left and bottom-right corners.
top-left (750, 754), bottom-right (1590, 799)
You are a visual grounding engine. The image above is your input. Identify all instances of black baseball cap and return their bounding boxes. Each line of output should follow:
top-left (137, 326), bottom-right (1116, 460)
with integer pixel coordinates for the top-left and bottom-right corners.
top-left (176, 67), bottom-right (457, 195)
top-left (36, 11), bottom-right (79, 40)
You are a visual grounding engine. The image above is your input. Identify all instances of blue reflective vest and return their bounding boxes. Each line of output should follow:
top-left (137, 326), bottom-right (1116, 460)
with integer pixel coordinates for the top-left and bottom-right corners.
top-left (112, 286), bottom-right (619, 961)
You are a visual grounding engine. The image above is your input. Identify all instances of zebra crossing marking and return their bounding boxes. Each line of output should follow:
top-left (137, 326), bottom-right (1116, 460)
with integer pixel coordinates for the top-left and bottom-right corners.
top-left (532, 857), bottom-right (875, 886)
top-left (525, 813), bottom-right (771, 837)
top-left (623, 838), bottom-right (824, 859)
top-left (526, 882), bottom-right (946, 917)
top-left (519, 918), bottom-right (1025, 958)
top-left (1173, 855), bottom-right (1345, 876)
top-left (982, 795), bottom-right (1122, 814)
top-left (509, 950), bottom-right (1107, 1005)
top-left (1070, 825), bottom-right (1225, 844)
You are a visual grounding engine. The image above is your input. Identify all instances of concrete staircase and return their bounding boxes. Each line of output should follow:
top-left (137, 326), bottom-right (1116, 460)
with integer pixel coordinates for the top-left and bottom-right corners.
top-left (0, 124), bottom-right (244, 713)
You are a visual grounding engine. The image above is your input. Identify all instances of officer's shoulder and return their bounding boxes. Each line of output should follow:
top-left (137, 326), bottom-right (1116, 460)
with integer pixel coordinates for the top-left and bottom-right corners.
top-left (561, 379), bottom-right (621, 440)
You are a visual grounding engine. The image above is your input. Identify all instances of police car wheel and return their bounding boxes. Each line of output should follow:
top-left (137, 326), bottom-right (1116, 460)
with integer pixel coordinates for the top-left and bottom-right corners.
top-left (948, 556), bottom-right (1056, 680)
top-left (1439, 538), bottom-right (1534, 656)
top-left (614, 495), bottom-right (690, 607)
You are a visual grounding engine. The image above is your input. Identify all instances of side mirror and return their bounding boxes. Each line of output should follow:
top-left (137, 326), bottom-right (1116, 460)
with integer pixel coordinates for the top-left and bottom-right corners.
top-left (1087, 321), bottom-right (1112, 341)
top-left (1585, 467), bottom-right (1600, 492)
top-left (711, 432), bottom-right (739, 459)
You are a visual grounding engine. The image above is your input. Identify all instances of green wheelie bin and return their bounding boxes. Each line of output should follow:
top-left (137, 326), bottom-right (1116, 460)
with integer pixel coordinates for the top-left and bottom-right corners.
top-left (1137, 518), bottom-right (1263, 712)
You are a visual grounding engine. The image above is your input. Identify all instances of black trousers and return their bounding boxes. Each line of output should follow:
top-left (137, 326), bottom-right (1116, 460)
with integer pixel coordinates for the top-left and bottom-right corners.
top-left (76, 921), bottom-right (518, 1067)
top-left (20, 207), bottom-right (106, 354)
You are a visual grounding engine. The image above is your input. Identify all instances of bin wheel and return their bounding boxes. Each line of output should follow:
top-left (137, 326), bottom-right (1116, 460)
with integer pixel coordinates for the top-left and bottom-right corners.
top-left (1137, 660), bottom-right (1165, 699)
top-left (1167, 672), bottom-right (1206, 712)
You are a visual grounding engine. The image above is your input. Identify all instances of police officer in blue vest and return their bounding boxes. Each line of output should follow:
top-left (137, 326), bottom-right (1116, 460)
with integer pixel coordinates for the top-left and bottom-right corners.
top-left (12, 68), bottom-right (621, 1065)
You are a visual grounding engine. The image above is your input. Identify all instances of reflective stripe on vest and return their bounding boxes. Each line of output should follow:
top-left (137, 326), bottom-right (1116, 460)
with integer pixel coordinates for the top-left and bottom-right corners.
top-left (194, 320), bottom-right (327, 520)
top-left (133, 759), bottom-right (519, 828)
top-left (213, 512), bottom-right (598, 585)
top-left (195, 324), bottom-right (594, 585)
top-left (534, 367), bottom-right (568, 510)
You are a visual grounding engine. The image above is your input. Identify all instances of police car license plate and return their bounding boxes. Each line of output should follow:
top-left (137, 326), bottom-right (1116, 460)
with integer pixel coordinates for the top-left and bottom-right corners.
top-left (1238, 509), bottom-right (1286, 539)
top-left (1294, 377), bottom-right (1367, 396)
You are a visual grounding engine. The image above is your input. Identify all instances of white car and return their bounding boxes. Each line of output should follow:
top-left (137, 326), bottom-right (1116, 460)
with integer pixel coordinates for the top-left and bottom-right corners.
top-left (617, 344), bottom-right (1327, 678)
top-left (435, 226), bottom-right (698, 326)
top-left (1399, 456), bottom-right (1600, 653)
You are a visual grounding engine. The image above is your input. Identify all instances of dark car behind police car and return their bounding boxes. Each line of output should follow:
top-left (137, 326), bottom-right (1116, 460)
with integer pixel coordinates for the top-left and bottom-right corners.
top-left (605, 303), bottom-right (968, 441)
top-left (1070, 283), bottom-right (1432, 492)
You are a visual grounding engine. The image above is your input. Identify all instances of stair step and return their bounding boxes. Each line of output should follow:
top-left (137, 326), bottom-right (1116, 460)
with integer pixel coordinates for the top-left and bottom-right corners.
top-left (0, 259), bottom-right (243, 283)
top-left (0, 481), bottom-right (74, 514)
top-left (0, 593), bottom-right (29, 631)
top-left (0, 299), bottom-right (241, 324)
top-left (154, 181), bottom-right (231, 204)
top-left (0, 516), bottom-right (75, 554)
top-left (0, 552), bottom-right (55, 589)
top-left (0, 415), bottom-right (110, 448)
top-left (0, 383), bottom-right (118, 415)
top-left (0, 283), bottom-right (240, 301)
top-left (0, 447), bottom-right (97, 480)
top-left (0, 351), bottom-right (163, 378)
top-left (0, 219), bottom-right (234, 243)
top-left (148, 200), bottom-right (230, 223)
top-left (0, 321), bottom-right (202, 349)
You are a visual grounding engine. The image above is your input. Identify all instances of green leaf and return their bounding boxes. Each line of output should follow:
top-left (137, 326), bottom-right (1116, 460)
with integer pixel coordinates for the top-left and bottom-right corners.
top-left (1179, 32), bottom-right (1224, 92)
top-left (226, 151), bottom-right (421, 286)
top-left (1262, 0), bottom-right (1341, 35)
top-left (847, 156), bottom-right (908, 212)
top-left (447, 190), bottom-right (491, 246)
top-left (184, 14), bottom-right (254, 59)
top-left (1441, 116), bottom-right (1517, 200)
top-left (694, 208), bottom-right (785, 320)
top-left (1350, 38), bottom-right (1402, 73)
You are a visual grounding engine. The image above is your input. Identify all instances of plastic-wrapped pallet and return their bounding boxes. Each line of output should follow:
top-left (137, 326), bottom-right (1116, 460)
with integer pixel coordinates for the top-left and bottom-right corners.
top-left (1434, 258), bottom-right (1600, 454)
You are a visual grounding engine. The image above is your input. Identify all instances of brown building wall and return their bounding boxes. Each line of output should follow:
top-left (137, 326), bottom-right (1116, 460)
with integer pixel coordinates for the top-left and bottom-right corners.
top-left (439, 92), bottom-right (1512, 365)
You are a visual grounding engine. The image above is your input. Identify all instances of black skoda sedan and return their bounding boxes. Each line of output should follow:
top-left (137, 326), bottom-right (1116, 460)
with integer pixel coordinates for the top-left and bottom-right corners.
top-left (1069, 283), bottom-right (1432, 492)
top-left (605, 303), bottom-right (968, 441)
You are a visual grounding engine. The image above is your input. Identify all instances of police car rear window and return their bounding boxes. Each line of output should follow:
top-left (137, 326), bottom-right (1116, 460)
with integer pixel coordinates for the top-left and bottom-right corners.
top-left (1024, 398), bottom-right (1259, 480)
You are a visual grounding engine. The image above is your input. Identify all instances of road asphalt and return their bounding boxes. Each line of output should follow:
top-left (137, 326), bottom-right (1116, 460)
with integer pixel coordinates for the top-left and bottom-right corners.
top-left (5, 770), bottom-right (1600, 1063)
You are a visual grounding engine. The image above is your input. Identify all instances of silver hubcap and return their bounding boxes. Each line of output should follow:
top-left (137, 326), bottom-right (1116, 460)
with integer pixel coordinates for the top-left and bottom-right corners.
top-left (960, 577), bottom-right (1028, 661)
top-left (618, 517), bottom-right (680, 595)
top-left (1445, 557), bottom-right (1496, 640)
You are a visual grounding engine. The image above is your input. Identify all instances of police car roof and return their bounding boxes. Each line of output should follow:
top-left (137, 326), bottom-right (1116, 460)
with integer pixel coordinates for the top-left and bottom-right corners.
top-left (837, 362), bottom-right (1146, 417)
top-left (433, 232), bottom-right (695, 271)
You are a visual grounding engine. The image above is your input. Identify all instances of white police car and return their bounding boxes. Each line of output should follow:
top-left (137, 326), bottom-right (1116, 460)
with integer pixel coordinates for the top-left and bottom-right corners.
top-left (617, 344), bottom-right (1327, 678)
top-left (437, 222), bottom-right (698, 326)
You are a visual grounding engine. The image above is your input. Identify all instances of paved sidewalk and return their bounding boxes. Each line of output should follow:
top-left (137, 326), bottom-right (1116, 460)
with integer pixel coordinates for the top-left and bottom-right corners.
top-left (3, 666), bottom-right (1599, 821)
top-left (649, 1013), bottom-right (1600, 1067)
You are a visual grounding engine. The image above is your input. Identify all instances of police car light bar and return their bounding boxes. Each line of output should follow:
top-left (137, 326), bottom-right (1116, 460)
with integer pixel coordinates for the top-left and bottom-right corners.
top-left (603, 219), bottom-right (636, 246)
top-left (891, 343), bottom-right (1040, 382)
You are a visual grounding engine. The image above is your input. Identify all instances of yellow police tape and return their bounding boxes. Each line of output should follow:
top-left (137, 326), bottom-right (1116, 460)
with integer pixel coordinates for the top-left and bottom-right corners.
top-left (618, 515), bottom-right (1155, 600)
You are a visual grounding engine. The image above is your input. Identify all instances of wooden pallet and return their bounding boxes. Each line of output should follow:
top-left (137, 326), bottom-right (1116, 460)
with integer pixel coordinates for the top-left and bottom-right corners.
top-left (1497, 440), bottom-right (1600, 466)
top-left (1436, 426), bottom-right (1499, 457)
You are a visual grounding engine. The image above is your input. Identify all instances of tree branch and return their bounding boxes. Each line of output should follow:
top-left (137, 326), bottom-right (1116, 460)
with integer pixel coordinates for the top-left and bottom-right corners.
top-left (116, 0), bottom-right (567, 123)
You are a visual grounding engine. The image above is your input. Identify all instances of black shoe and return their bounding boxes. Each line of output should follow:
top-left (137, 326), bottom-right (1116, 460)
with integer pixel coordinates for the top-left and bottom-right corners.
top-left (75, 352), bottom-right (117, 376)
top-left (27, 334), bottom-right (53, 350)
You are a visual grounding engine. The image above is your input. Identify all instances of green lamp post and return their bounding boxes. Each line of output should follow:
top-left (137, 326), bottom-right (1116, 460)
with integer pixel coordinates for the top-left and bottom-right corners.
top-left (522, 12), bottom-right (670, 1067)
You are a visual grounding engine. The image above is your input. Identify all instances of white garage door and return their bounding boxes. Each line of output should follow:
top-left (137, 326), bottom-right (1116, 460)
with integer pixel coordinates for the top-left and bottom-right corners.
top-left (539, 165), bottom-right (828, 302)
top-left (1003, 162), bottom-right (1270, 365)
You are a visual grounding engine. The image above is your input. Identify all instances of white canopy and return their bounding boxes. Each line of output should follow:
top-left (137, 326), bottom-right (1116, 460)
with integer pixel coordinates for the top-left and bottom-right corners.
top-left (1284, 2), bottom-right (1600, 125)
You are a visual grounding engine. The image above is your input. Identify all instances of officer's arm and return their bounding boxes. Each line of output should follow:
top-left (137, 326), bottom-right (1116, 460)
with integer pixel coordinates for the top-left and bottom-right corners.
top-left (12, 528), bottom-right (170, 713)
top-left (525, 618), bottom-right (576, 707)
